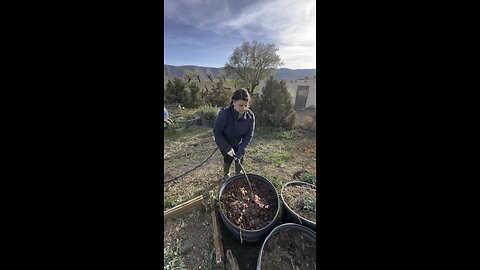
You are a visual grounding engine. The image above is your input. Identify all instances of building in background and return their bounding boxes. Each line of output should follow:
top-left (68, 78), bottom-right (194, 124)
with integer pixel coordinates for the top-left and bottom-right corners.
top-left (258, 76), bottom-right (316, 108)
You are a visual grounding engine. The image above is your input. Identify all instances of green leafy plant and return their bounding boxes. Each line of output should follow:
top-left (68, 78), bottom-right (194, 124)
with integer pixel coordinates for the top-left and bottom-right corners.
top-left (300, 195), bottom-right (316, 213)
top-left (164, 239), bottom-right (187, 270)
top-left (299, 172), bottom-right (316, 185)
top-left (164, 196), bottom-right (177, 211)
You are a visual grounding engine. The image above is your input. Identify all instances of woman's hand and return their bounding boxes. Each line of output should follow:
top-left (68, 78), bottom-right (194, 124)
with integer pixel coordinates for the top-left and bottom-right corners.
top-left (227, 149), bottom-right (235, 158)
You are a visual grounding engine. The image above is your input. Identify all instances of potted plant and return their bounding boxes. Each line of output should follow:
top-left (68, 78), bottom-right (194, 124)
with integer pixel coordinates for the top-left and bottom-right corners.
top-left (257, 223), bottom-right (316, 270)
top-left (280, 181), bottom-right (316, 231)
top-left (218, 174), bottom-right (281, 244)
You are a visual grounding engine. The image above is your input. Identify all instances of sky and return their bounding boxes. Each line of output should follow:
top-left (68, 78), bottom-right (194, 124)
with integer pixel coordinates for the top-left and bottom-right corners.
top-left (164, 0), bottom-right (316, 69)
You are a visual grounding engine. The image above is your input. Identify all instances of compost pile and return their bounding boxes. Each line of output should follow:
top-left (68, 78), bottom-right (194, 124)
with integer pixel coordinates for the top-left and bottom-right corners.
top-left (261, 229), bottom-right (316, 269)
top-left (221, 178), bottom-right (278, 230)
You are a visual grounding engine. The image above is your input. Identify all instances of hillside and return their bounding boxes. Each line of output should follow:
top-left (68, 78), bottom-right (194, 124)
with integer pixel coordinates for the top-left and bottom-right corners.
top-left (164, 64), bottom-right (315, 81)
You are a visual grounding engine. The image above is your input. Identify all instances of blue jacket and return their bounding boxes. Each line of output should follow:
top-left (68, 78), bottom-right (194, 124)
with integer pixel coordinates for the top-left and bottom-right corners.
top-left (164, 107), bottom-right (169, 118)
top-left (213, 105), bottom-right (255, 159)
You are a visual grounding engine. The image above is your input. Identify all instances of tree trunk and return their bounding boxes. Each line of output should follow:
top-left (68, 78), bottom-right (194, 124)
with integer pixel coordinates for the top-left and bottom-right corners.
top-left (249, 83), bottom-right (258, 95)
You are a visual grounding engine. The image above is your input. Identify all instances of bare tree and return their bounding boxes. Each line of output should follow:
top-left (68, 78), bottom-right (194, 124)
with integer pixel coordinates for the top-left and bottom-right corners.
top-left (206, 69), bottom-right (214, 82)
top-left (218, 70), bottom-right (227, 82)
top-left (193, 67), bottom-right (201, 82)
top-left (183, 69), bottom-right (194, 83)
top-left (224, 41), bottom-right (283, 95)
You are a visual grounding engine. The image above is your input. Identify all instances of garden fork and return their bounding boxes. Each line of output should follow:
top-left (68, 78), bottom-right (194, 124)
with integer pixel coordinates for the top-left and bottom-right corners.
top-left (234, 157), bottom-right (255, 200)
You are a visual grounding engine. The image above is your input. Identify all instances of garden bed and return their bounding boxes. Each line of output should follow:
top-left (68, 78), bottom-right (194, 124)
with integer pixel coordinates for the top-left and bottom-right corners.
top-left (260, 226), bottom-right (316, 269)
top-left (164, 209), bottom-right (216, 269)
top-left (282, 184), bottom-right (316, 222)
top-left (220, 177), bottom-right (278, 230)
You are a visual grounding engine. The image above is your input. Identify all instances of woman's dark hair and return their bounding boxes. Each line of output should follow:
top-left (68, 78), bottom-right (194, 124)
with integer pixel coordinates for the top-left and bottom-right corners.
top-left (230, 88), bottom-right (250, 106)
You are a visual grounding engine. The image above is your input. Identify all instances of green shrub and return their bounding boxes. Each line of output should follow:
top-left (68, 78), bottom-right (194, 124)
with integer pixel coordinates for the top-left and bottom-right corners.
top-left (299, 172), bottom-right (316, 185)
top-left (251, 78), bottom-right (296, 129)
top-left (185, 82), bottom-right (203, 108)
top-left (199, 105), bottom-right (219, 120)
top-left (165, 78), bottom-right (189, 105)
top-left (205, 80), bottom-right (232, 107)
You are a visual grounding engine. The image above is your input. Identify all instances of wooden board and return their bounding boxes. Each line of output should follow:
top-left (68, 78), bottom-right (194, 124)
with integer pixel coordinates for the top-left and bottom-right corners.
top-left (164, 195), bottom-right (205, 221)
top-left (211, 194), bottom-right (224, 265)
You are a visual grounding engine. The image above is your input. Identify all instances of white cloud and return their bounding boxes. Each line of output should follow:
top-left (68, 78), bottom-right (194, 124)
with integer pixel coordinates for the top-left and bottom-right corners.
top-left (217, 0), bottom-right (316, 68)
top-left (165, 0), bottom-right (316, 69)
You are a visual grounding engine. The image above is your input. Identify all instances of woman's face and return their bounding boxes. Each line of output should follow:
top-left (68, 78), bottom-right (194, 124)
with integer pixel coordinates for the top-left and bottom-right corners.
top-left (233, 99), bottom-right (249, 114)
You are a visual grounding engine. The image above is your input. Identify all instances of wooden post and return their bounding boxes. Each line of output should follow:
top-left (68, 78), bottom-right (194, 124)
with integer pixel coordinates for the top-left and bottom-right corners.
top-left (210, 193), bottom-right (224, 265)
top-left (164, 195), bottom-right (205, 221)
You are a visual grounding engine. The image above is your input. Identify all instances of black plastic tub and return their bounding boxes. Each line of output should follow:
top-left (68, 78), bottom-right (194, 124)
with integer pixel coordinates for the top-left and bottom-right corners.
top-left (280, 181), bottom-right (316, 231)
top-left (218, 173), bottom-right (281, 244)
top-left (256, 223), bottom-right (316, 270)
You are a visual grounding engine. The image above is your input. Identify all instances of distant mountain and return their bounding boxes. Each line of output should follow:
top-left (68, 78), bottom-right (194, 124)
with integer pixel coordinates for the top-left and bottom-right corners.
top-left (164, 64), bottom-right (315, 81)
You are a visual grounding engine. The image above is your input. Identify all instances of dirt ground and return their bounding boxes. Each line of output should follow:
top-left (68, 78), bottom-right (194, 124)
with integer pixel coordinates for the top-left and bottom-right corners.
top-left (164, 209), bottom-right (215, 269)
top-left (164, 108), bottom-right (316, 269)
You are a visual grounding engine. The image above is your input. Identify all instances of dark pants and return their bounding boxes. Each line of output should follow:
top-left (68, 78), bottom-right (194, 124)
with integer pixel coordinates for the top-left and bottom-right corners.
top-left (220, 146), bottom-right (243, 175)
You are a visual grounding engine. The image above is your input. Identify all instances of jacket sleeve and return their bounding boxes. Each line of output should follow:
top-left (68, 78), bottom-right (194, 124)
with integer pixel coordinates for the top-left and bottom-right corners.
top-left (237, 112), bottom-right (255, 158)
top-left (213, 110), bottom-right (232, 152)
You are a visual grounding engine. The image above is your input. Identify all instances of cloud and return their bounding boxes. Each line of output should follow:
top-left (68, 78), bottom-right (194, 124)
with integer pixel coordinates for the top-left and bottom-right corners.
top-left (164, 0), bottom-right (316, 69)
top-left (218, 0), bottom-right (316, 68)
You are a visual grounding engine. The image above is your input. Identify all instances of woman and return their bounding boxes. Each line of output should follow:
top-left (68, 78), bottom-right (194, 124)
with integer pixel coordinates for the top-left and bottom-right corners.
top-left (213, 89), bottom-right (255, 181)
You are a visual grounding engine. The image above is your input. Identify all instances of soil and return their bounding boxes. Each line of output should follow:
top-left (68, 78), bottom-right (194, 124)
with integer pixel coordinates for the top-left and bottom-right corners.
top-left (282, 184), bottom-right (316, 222)
top-left (260, 229), bottom-right (316, 270)
top-left (164, 209), bottom-right (216, 269)
top-left (220, 177), bottom-right (278, 230)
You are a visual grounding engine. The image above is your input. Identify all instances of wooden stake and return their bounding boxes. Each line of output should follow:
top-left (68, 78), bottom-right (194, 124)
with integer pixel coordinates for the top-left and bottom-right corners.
top-left (226, 250), bottom-right (240, 270)
top-left (164, 195), bottom-right (205, 221)
top-left (210, 193), bottom-right (224, 265)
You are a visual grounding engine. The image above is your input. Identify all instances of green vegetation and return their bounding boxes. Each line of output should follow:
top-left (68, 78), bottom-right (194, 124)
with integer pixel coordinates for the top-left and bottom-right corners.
top-left (164, 196), bottom-right (186, 211)
top-left (165, 78), bottom-right (189, 106)
top-left (251, 78), bottom-right (296, 130)
top-left (186, 82), bottom-right (203, 108)
top-left (300, 195), bottom-right (316, 213)
top-left (164, 239), bottom-right (187, 270)
top-left (224, 41), bottom-right (283, 95)
top-left (205, 80), bottom-right (233, 107)
top-left (255, 127), bottom-right (299, 140)
top-left (261, 172), bottom-right (284, 191)
top-left (198, 105), bottom-right (219, 120)
top-left (275, 130), bottom-right (298, 140)
top-left (264, 152), bottom-right (293, 167)
top-left (299, 172), bottom-right (316, 185)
